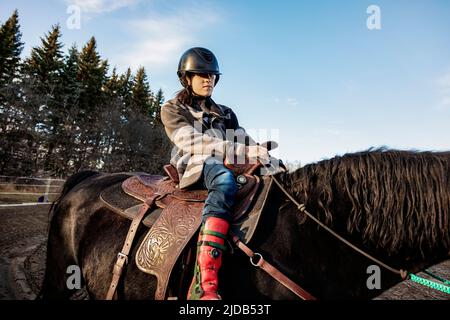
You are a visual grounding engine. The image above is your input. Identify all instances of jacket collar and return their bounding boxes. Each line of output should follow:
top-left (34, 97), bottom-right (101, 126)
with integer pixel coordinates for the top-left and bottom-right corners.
top-left (174, 96), bottom-right (230, 122)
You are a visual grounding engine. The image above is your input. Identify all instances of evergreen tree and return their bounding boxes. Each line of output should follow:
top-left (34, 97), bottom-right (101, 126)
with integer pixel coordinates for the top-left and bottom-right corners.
top-left (118, 67), bottom-right (133, 116)
top-left (0, 77), bottom-right (44, 176)
top-left (57, 45), bottom-right (81, 175)
top-left (104, 67), bottom-right (120, 96)
top-left (99, 67), bottom-right (132, 170)
top-left (0, 9), bottom-right (23, 143)
top-left (23, 25), bottom-right (66, 175)
top-left (100, 67), bottom-right (122, 168)
top-left (61, 44), bottom-right (81, 105)
top-left (77, 37), bottom-right (107, 113)
top-left (0, 11), bottom-right (168, 177)
top-left (0, 9), bottom-right (23, 87)
top-left (24, 24), bottom-right (64, 89)
top-left (131, 66), bottom-right (152, 117)
top-left (76, 37), bottom-right (108, 170)
top-left (152, 88), bottom-right (164, 124)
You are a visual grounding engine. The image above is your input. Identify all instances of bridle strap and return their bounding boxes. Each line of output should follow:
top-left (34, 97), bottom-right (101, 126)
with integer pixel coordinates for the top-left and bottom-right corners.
top-left (232, 234), bottom-right (317, 300)
top-left (270, 175), bottom-right (408, 280)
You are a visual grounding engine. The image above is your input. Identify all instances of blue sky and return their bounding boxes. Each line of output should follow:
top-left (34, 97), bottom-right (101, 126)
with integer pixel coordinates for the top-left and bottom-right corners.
top-left (1, 0), bottom-right (449, 165)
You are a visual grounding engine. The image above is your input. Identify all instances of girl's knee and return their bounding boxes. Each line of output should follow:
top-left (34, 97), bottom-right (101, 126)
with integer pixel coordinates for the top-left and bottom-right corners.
top-left (215, 169), bottom-right (237, 194)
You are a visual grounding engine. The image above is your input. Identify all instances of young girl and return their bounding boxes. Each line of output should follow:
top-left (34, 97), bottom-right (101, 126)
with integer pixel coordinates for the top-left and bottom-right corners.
top-left (161, 47), bottom-right (271, 300)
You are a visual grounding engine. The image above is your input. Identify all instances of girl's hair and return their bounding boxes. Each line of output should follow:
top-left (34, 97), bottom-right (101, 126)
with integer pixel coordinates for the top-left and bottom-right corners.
top-left (175, 87), bottom-right (194, 106)
top-left (175, 72), bottom-right (194, 105)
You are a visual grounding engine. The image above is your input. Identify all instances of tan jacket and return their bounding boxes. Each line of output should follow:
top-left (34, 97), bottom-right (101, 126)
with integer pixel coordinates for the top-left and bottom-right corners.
top-left (161, 97), bottom-right (254, 189)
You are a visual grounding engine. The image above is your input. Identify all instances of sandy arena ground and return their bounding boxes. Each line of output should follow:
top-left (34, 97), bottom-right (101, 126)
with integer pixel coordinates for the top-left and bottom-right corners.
top-left (0, 204), bottom-right (49, 299)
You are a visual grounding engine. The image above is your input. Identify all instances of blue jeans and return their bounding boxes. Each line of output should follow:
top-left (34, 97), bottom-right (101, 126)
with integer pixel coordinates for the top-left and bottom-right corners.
top-left (201, 161), bottom-right (237, 222)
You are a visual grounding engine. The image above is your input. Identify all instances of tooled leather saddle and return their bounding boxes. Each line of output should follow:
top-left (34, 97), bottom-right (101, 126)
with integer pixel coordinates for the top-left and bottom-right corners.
top-left (100, 162), bottom-right (274, 300)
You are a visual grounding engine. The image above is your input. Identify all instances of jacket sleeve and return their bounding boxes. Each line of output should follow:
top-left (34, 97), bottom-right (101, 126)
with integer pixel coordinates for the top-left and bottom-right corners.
top-left (161, 102), bottom-right (247, 158)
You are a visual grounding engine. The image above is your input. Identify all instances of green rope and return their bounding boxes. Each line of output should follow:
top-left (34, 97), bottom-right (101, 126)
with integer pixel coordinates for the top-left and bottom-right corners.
top-left (409, 273), bottom-right (450, 294)
top-left (423, 270), bottom-right (450, 286)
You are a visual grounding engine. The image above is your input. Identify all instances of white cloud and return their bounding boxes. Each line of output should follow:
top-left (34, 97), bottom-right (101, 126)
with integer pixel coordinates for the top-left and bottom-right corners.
top-left (114, 5), bottom-right (220, 72)
top-left (65, 0), bottom-right (140, 13)
top-left (274, 97), bottom-right (299, 108)
top-left (439, 96), bottom-right (450, 108)
top-left (437, 72), bottom-right (450, 110)
top-left (286, 98), bottom-right (299, 107)
top-left (326, 129), bottom-right (342, 136)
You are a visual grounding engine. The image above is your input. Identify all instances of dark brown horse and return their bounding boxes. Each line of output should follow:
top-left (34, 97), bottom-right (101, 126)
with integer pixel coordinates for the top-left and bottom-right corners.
top-left (40, 149), bottom-right (450, 299)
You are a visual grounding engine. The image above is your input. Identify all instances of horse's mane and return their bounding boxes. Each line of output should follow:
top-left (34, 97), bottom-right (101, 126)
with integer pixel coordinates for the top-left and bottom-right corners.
top-left (282, 148), bottom-right (450, 257)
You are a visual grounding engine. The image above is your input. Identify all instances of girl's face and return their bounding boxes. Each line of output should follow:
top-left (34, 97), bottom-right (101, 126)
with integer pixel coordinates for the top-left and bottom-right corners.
top-left (188, 73), bottom-right (216, 97)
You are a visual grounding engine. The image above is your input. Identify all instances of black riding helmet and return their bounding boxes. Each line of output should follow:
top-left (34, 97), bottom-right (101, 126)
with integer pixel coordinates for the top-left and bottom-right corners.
top-left (177, 47), bottom-right (221, 87)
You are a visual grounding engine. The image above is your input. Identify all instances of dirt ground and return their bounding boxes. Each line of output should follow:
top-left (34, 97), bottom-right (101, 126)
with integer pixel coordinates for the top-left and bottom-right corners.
top-left (0, 204), bottom-right (49, 299)
top-left (0, 204), bottom-right (449, 300)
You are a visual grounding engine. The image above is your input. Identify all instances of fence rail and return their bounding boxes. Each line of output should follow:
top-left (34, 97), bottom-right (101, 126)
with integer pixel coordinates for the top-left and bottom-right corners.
top-left (0, 175), bottom-right (66, 182)
top-left (0, 183), bottom-right (62, 188)
top-left (0, 176), bottom-right (64, 204)
top-left (0, 192), bottom-right (60, 195)
top-left (0, 203), bottom-right (53, 207)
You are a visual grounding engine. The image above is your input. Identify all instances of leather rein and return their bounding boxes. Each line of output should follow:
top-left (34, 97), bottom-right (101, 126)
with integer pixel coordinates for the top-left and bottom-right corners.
top-left (232, 174), bottom-right (408, 300)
